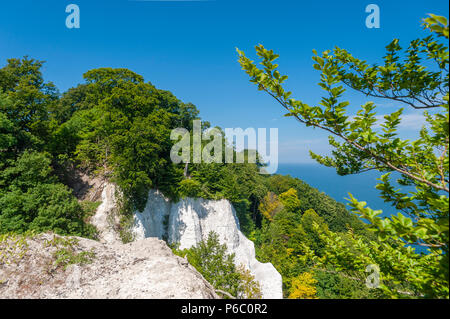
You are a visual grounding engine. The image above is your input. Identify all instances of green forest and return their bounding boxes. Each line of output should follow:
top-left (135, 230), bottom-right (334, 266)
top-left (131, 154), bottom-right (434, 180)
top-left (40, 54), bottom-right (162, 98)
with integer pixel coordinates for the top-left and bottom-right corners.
top-left (0, 14), bottom-right (448, 299)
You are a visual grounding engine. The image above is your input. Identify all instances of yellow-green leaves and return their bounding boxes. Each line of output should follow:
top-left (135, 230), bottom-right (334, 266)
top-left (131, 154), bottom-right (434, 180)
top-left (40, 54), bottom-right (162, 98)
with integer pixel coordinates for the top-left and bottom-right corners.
top-left (423, 14), bottom-right (449, 38)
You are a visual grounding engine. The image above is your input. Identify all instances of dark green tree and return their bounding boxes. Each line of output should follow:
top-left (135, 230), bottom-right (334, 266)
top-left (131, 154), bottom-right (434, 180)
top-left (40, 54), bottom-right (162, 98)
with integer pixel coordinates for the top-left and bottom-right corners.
top-left (174, 232), bottom-right (242, 297)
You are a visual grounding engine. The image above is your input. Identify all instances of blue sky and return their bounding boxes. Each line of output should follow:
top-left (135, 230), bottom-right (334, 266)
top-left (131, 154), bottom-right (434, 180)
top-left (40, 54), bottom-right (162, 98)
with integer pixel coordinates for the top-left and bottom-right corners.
top-left (0, 0), bottom-right (448, 163)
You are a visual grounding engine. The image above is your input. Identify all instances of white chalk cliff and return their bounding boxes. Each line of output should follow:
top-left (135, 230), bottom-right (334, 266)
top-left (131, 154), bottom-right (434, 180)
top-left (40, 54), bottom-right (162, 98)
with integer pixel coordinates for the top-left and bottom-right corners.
top-left (132, 190), bottom-right (283, 299)
top-left (92, 184), bottom-right (283, 299)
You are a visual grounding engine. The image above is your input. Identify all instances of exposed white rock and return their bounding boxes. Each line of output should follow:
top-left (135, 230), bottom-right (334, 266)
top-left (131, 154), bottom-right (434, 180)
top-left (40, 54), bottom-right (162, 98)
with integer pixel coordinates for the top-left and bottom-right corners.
top-left (0, 233), bottom-right (218, 299)
top-left (90, 183), bottom-right (122, 244)
top-left (132, 190), bottom-right (283, 299)
top-left (133, 190), bottom-right (171, 241)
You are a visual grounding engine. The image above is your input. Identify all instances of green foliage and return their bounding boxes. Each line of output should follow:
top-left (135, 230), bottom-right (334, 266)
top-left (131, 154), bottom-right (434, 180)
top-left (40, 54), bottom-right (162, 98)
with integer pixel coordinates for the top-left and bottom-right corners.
top-left (0, 59), bottom-right (99, 238)
top-left (53, 247), bottom-right (95, 270)
top-left (0, 57), bottom-right (57, 152)
top-left (0, 111), bottom-right (17, 163)
top-left (55, 68), bottom-right (199, 211)
top-left (316, 227), bottom-right (448, 298)
top-left (0, 59), bottom-right (204, 240)
top-left (44, 235), bottom-right (95, 270)
top-left (173, 232), bottom-right (242, 298)
top-left (237, 14), bottom-right (449, 298)
top-left (288, 272), bottom-right (318, 299)
top-left (173, 232), bottom-right (263, 299)
top-left (265, 174), bottom-right (370, 235)
top-left (278, 188), bottom-right (301, 213)
top-left (258, 192), bottom-right (283, 222)
top-left (233, 199), bottom-right (256, 237)
top-left (0, 231), bottom-right (35, 264)
top-left (314, 269), bottom-right (383, 299)
top-left (236, 264), bottom-right (262, 299)
top-left (0, 151), bottom-right (96, 237)
top-left (297, 209), bottom-right (328, 256)
top-left (178, 178), bottom-right (203, 198)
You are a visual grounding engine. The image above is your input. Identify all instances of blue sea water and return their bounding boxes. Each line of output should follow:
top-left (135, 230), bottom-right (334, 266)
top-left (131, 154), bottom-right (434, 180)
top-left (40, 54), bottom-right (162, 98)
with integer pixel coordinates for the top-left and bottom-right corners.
top-left (276, 163), bottom-right (399, 218)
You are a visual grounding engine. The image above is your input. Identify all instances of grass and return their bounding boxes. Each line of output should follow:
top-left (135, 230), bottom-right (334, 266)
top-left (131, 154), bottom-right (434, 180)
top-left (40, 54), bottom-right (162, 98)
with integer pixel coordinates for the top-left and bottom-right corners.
top-left (44, 235), bottom-right (96, 270)
top-left (0, 231), bottom-right (35, 265)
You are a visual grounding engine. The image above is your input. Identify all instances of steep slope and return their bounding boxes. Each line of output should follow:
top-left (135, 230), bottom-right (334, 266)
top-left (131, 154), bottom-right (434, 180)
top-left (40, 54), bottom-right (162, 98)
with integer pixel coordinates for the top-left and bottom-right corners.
top-left (92, 184), bottom-right (283, 299)
top-left (132, 190), bottom-right (283, 299)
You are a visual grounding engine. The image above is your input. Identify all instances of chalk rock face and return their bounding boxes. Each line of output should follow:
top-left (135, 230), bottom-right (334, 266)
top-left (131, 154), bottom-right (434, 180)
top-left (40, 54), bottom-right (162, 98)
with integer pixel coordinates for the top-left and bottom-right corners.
top-left (90, 183), bottom-right (122, 244)
top-left (133, 190), bottom-right (171, 241)
top-left (132, 190), bottom-right (283, 299)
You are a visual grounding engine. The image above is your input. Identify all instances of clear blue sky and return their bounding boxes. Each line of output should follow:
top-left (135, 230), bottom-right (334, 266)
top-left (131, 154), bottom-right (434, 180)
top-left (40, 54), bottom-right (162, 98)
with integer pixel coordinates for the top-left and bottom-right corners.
top-left (1, 0), bottom-right (448, 163)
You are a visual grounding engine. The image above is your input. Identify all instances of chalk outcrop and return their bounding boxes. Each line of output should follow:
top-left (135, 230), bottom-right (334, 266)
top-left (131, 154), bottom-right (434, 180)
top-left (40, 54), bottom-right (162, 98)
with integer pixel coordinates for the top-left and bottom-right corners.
top-left (89, 183), bottom-right (283, 299)
top-left (0, 233), bottom-right (218, 299)
top-left (132, 190), bottom-right (283, 299)
top-left (90, 183), bottom-right (122, 244)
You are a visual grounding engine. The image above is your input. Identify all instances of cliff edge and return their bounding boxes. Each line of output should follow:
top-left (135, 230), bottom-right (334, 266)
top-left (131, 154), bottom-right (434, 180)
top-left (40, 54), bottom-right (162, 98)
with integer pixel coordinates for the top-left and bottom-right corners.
top-left (0, 233), bottom-right (218, 299)
top-left (91, 183), bottom-right (283, 299)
